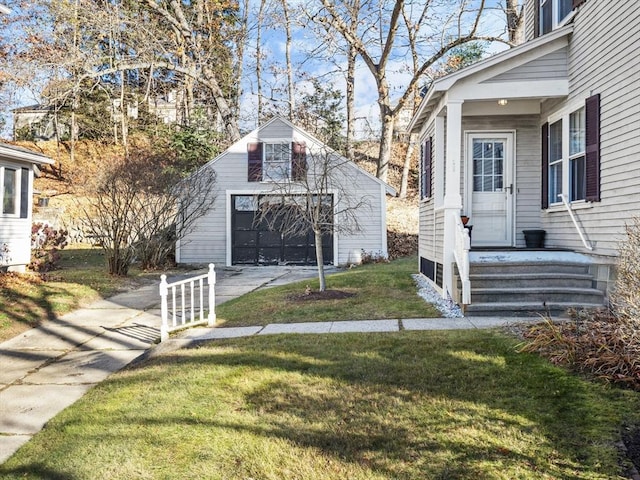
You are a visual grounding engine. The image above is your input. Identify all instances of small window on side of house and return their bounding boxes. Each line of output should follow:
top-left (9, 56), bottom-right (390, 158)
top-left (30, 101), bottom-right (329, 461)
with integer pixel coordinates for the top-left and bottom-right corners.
top-left (2, 167), bottom-right (18, 215)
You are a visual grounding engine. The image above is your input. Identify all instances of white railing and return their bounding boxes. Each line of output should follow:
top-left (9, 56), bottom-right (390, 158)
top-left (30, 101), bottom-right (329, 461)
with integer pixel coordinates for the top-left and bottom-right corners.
top-left (453, 216), bottom-right (472, 305)
top-left (558, 194), bottom-right (594, 251)
top-left (159, 263), bottom-right (216, 341)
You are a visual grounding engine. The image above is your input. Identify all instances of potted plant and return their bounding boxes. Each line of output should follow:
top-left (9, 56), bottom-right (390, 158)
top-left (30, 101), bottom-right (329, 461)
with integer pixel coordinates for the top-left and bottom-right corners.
top-left (523, 229), bottom-right (546, 248)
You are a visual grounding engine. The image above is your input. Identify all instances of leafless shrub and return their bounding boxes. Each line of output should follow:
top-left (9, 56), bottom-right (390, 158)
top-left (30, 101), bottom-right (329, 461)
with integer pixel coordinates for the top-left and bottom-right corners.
top-left (81, 149), bottom-right (217, 275)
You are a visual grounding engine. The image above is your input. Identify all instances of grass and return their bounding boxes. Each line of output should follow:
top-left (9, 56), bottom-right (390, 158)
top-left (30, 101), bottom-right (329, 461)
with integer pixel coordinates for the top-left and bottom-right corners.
top-left (0, 245), bottom-right (154, 342)
top-left (216, 256), bottom-right (441, 326)
top-left (1, 331), bottom-right (639, 479)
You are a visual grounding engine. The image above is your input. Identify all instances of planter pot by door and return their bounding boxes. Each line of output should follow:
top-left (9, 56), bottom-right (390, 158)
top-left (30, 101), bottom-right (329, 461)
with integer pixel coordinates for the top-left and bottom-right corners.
top-left (523, 229), bottom-right (546, 248)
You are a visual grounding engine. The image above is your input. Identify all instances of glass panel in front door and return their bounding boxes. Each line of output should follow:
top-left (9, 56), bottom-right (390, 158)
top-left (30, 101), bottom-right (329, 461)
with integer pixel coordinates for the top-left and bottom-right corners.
top-left (473, 140), bottom-right (504, 192)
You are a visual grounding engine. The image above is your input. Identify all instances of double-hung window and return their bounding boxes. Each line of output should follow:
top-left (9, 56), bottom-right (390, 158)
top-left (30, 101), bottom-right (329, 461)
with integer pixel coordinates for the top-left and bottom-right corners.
top-left (546, 105), bottom-right (586, 205)
top-left (569, 107), bottom-right (586, 201)
top-left (263, 143), bottom-right (291, 181)
top-left (539, 0), bottom-right (574, 35)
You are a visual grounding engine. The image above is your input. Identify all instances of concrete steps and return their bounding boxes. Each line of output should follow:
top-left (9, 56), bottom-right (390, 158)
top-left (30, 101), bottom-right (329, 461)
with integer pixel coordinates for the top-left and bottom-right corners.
top-left (464, 252), bottom-right (605, 317)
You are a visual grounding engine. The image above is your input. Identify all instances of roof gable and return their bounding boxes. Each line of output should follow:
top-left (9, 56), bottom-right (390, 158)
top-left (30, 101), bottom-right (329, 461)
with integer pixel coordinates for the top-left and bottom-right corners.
top-left (203, 116), bottom-right (396, 196)
top-left (409, 24), bottom-right (573, 132)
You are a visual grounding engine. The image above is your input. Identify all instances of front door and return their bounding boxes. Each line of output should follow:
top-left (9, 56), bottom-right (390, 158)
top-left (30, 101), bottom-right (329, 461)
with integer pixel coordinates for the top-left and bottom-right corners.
top-left (466, 133), bottom-right (514, 247)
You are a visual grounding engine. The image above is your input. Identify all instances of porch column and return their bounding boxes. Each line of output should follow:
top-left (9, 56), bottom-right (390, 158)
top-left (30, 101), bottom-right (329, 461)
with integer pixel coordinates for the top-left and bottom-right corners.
top-left (442, 100), bottom-right (463, 299)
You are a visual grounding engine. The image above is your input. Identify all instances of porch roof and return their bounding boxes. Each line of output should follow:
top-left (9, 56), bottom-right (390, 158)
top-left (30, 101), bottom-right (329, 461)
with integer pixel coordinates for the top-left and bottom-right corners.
top-left (409, 24), bottom-right (574, 132)
top-left (0, 143), bottom-right (54, 165)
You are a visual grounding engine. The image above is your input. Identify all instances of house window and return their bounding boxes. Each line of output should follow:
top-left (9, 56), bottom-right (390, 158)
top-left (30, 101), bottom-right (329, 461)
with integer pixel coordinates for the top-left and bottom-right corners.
top-left (263, 143), bottom-right (291, 181)
top-left (539, 0), bottom-right (573, 35)
top-left (569, 107), bottom-right (586, 201)
top-left (2, 167), bottom-right (18, 215)
top-left (548, 120), bottom-right (563, 204)
top-left (546, 106), bottom-right (586, 205)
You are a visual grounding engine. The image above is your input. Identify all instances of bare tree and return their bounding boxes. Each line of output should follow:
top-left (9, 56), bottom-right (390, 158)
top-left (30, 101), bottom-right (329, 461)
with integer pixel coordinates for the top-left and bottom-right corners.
top-left (81, 149), bottom-right (217, 275)
top-left (316, 0), bottom-right (506, 182)
top-left (256, 146), bottom-right (370, 291)
top-left (3, 0), bottom-right (242, 143)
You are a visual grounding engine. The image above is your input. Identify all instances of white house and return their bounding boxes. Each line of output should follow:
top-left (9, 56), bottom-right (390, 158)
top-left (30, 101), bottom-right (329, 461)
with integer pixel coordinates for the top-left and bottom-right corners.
top-left (409, 0), bottom-right (638, 316)
top-left (0, 143), bottom-right (54, 271)
top-left (177, 117), bottom-right (396, 267)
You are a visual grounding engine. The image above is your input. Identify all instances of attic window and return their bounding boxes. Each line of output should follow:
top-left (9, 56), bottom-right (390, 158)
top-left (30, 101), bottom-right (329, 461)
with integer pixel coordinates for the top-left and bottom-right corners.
top-left (263, 143), bottom-right (291, 181)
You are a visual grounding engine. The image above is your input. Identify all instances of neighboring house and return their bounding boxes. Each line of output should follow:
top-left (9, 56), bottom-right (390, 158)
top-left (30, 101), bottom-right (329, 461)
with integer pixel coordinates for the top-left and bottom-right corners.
top-left (12, 104), bottom-right (69, 141)
top-left (409, 0), bottom-right (639, 315)
top-left (177, 116), bottom-right (395, 267)
top-left (0, 143), bottom-right (54, 272)
top-left (12, 90), bottom-right (220, 141)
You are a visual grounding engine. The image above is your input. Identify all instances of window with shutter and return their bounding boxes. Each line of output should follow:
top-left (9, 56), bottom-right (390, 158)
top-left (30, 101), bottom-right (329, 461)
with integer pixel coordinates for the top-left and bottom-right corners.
top-left (542, 93), bottom-right (600, 207)
top-left (247, 142), bottom-right (263, 182)
top-left (421, 138), bottom-right (432, 200)
top-left (585, 93), bottom-right (600, 202)
top-left (291, 142), bottom-right (307, 181)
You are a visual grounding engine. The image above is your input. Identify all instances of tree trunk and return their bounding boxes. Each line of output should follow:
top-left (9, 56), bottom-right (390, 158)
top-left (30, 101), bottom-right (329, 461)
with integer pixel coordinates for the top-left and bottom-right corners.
top-left (399, 133), bottom-right (416, 198)
top-left (345, 45), bottom-right (356, 160)
top-left (282, 0), bottom-right (294, 120)
top-left (376, 108), bottom-right (395, 183)
top-left (314, 230), bottom-right (326, 292)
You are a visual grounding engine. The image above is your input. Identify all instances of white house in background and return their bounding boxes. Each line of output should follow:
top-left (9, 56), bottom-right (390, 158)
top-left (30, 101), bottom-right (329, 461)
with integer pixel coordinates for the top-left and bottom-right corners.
top-left (177, 116), bottom-right (396, 267)
top-left (409, 0), bottom-right (639, 316)
top-left (0, 144), bottom-right (54, 271)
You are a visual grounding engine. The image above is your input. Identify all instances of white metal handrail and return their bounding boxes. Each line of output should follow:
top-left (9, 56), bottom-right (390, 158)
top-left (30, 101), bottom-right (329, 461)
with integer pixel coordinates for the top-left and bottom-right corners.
top-left (558, 194), bottom-right (593, 251)
top-left (453, 215), bottom-right (471, 305)
top-left (159, 263), bottom-right (217, 341)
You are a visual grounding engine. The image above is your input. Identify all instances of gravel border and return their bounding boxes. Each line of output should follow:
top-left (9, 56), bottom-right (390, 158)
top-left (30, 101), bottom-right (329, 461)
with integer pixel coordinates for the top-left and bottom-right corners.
top-left (412, 274), bottom-right (464, 318)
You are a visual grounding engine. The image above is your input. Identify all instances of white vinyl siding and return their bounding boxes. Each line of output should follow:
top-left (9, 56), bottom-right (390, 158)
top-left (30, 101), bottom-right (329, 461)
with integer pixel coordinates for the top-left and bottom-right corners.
top-left (539, 0), bottom-right (640, 256)
top-left (482, 48), bottom-right (568, 83)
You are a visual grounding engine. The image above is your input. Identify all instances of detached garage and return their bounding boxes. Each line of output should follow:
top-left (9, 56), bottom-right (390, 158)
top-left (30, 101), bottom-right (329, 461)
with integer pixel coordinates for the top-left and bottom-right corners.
top-left (177, 117), bottom-right (395, 267)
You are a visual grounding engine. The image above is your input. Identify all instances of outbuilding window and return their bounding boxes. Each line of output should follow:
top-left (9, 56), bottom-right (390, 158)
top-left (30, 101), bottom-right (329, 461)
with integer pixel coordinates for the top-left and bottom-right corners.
top-left (247, 142), bottom-right (307, 182)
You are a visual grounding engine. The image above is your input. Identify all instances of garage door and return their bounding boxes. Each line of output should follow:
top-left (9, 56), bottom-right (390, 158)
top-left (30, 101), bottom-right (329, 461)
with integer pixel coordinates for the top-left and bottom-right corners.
top-left (232, 195), bottom-right (333, 265)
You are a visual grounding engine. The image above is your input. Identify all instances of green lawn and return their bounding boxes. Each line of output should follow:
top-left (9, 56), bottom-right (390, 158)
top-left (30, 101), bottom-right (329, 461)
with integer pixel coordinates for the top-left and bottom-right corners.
top-left (216, 256), bottom-right (441, 326)
top-left (1, 331), bottom-right (638, 479)
top-left (2, 253), bottom-right (639, 478)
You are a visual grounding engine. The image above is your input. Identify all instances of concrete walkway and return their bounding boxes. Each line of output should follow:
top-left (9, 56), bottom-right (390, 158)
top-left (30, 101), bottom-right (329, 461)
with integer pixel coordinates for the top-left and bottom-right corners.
top-left (0, 265), bottom-right (538, 464)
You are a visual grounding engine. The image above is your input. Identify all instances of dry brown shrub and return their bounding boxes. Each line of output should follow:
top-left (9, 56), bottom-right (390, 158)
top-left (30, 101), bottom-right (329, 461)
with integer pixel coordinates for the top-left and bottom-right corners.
top-left (519, 310), bottom-right (640, 389)
top-left (520, 217), bottom-right (640, 390)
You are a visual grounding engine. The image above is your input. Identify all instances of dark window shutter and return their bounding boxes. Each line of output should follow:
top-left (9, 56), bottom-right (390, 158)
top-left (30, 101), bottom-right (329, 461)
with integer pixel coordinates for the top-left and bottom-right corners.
top-left (247, 142), bottom-right (263, 182)
top-left (541, 123), bottom-right (549, 209)
top-left (585, 93), bottom-right (601, 202)
top-left (291, 142), bottom-right (307, 181)
top-left (534, 0), bottom-right (540, 38)
top-left (421, 138), bottom-right (432, 199)
top-left (20, 167), bottom-right (29, 218)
